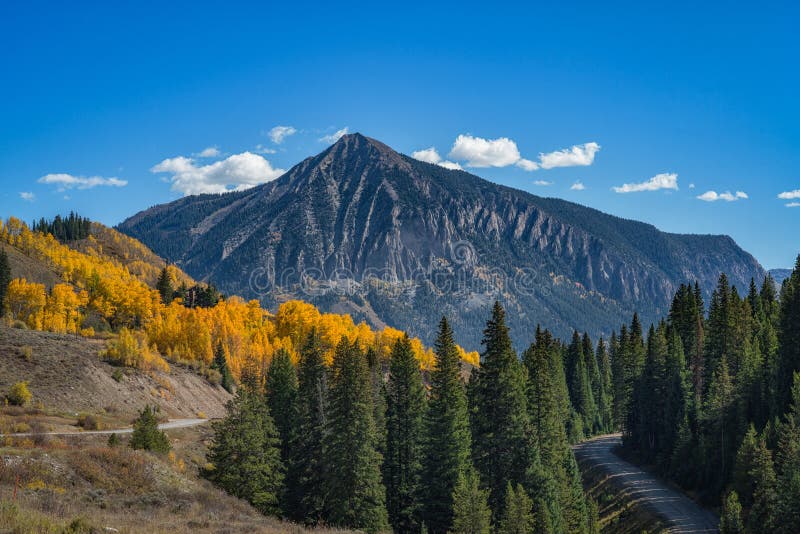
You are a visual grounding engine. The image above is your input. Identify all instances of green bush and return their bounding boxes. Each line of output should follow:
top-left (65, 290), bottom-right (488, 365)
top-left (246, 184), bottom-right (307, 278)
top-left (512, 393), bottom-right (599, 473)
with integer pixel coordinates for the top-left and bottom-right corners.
top-left (7, 381), bottom-right (32, 406)
top-left (129, 405), bottom-right (170, 453)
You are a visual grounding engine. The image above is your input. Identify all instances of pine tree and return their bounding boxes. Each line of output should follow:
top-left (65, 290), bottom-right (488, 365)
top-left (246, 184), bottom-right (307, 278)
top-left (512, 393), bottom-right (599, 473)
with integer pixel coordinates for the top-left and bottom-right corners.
top-left (449, 467), bottom-right (491, 534)
top-left (367, 346), bottom-right (388, 455)
top-left (733, 424), bottom-right (759, 507)
top-left (129, 405), bottom-right (171, 453)
top-left (719, 491), bottom-right (744, 534)
top-left (777, 257), bottom-right (800, 415)
top-left (205, 388), bottom-right (285, 516)
top-left (704, 354), bottom-right (735, 492)
top-left (384, 335), bottom-right (426, 533)
top-left (522, 327), bottom-right (569, 472)
top-left (423, 317), bottom-right (472, 534)
top-left (596, 337), bottom-right (614, 433)
top-left (497, 482), bottom-right (534, 534)
top-left (292, 329), bottom-right (328, 524)
top-left (156, 266), bottom-right (173, 305)
top-left (264, 347), bottom-right (299, 517)
top-left (469, 302), bottom-right (535, 516)
top-left (775, 372), bottom-right (800, 532)
top-left (0, 248), bottom-right (10, 317)
top-left (324, 338), bottom-right (389, 532)
top-left (212, 341), bottom-right (235, 393)
top-left (748, 436), bottom-right (777, 533)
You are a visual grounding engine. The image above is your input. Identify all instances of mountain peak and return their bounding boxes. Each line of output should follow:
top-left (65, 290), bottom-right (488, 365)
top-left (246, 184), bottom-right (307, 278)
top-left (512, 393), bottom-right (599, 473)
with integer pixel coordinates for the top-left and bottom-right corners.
top-left (322, 132), bottom-right (409, 170)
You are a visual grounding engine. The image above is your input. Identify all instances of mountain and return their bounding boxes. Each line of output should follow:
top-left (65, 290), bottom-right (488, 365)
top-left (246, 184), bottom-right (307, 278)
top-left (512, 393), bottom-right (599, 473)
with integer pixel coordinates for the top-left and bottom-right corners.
top-left (770, 268), bottom-right (793, 287)
top-left (119, 133), bottom-right (765, 349)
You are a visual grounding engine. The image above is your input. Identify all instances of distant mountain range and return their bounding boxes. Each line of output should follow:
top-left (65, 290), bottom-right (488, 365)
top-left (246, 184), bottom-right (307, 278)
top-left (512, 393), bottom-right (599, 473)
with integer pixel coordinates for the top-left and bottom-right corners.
top-left (119, 133), bottom-right (766, 349)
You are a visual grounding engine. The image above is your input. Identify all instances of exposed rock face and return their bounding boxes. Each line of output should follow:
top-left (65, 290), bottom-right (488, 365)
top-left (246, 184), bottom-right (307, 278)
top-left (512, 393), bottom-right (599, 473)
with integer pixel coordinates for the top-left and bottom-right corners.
top-left (119, 133), bottom-right (765, 349)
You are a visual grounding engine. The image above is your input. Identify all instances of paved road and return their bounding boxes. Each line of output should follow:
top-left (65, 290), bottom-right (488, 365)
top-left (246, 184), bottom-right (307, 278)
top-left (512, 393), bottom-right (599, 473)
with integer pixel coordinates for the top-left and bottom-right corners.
top-left (574, 434), bottom-right (719, 533)
top-left (1, 418), bottom-right (208, 437)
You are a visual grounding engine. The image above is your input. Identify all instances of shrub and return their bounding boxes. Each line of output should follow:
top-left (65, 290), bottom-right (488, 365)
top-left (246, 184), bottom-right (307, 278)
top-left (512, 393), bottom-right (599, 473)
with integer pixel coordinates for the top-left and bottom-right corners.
top-left (20, 346), bottom-right (33, 362)
top-left (7, 381), bottom-right (32, 406)
top-left (11, 319), bottom-right (27, 329)
top-left (102, 328), bottom-right (169, 373)
top-left (107, 433), bottom-right (120, 447)
top-left (111, 369), bottom-right (124, 382)
top-left (12, 422), bottom-right (31, 434)
top-left (129, 405), bottom-right (170, 453)
top-left (77, 414), bottom-right (101, 430)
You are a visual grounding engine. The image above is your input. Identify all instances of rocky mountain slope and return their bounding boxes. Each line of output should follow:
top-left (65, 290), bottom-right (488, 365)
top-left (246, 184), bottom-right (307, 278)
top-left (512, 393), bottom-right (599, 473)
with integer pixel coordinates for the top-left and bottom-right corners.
top-left (119, 133), bottom-right (765, 349)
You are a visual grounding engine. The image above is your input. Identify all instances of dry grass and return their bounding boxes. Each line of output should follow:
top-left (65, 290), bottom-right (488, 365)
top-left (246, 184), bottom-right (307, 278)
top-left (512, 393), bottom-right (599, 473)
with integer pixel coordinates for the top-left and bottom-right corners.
top-left (0, 437), bottom-right (354, 534)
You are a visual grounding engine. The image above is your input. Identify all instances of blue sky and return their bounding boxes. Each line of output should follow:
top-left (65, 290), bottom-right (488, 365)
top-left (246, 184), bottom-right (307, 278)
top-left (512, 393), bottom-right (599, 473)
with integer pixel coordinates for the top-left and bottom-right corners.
top-left (0, 2), bottom-right (798, 269)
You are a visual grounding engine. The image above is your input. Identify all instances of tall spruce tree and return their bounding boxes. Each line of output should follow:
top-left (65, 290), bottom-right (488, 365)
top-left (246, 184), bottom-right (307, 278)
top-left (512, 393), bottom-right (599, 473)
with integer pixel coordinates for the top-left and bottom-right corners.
top-left (384, 335), bottom-right (426, 533)
top-left (292, 329), bottom-right (328, 524)
top-left (206, 388), bottom-right (285, 516)
top-left (324, 338), bottom-right (389, 532)
top-left (264, 348), bottom-right (299, 517)
top-left (469, 302), bottom-right (535, 516)
top-left (422, 317), bottom-right (472, 534)
top-left (719, 491), bottom-right (744, 534)
top-left (777, 257), bottom-right (800, 415)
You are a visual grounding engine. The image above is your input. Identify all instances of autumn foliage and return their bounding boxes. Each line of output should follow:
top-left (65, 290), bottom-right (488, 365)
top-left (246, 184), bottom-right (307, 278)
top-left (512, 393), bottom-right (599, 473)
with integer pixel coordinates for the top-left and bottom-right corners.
top-left (0, 217), bottom-right (478, 377)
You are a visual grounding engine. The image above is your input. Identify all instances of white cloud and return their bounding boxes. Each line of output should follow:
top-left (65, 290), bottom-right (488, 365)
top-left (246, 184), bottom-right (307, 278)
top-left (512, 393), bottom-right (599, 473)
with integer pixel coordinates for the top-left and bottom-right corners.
top-left (196, 146), bottom-right (220, 158)
top-left (438, 160), bottom-right (462, 170)
top-left (516, 158), bottom-right (540, 171)
top-left (696, 190), bottom-right (748, 202)
top-left (570, 181), bottom-right (586, 191)
top-left (320, 127), bottom-right (349, 144)
top-left (411, 147), bottom-right (462, 170)
top-left (19, 191), bottom-right (35, 201)
top-left (787, 202), bottom-right (800, 208)
top-left (448, 134), bottom-right (521, 168)
top-left (778, 189), bottom-right (800, 200)
top-left (38, 173), bottom-right (128, 191)
top-left (689, 183), bottom-right (696, 189)
top-left (412, 147), bottom-right (442, 164)
top-left (269, 125), bottom-right (297, 144)
top-left (533, 180), bottom-right (553, 186)
top-left (255, 144), bottom-right (277, 154)
top-left (538, 142), bottom-right (600, 170)
top-left (151, 152), bottom-right (285, 196)
top-left (613, 173), bottom-right (678, 193)
top-left (445, 134), bottom-right (599, 172)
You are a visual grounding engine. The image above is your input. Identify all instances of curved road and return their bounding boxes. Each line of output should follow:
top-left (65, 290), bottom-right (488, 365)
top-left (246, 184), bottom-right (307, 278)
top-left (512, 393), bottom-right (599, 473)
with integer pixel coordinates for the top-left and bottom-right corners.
top-left (574, 434), bottom-right (719, 533)
top-left (1, 418), bottom-right (208, 437)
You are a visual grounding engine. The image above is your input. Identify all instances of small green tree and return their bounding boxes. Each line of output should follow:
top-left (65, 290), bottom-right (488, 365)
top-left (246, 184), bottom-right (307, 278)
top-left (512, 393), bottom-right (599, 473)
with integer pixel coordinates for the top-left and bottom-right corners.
top-left (211, 341), bottom-right (234, 393)
top-left (205, 388), bottom-right (285, 516)
top-left (497, 482), bottom-right (535, 534)
top-left (7, 381), bottom-right (32, 406)
top-left (107, 433), bottom-right (120, 448)
top-left (156, 266), bottom-right (173, 305)
top-left (129, 405), bottom-right (171, 453)
top-left (719, 491), bottom-right (744, 534)
top-left (449, 467), bottom-right (491, 534)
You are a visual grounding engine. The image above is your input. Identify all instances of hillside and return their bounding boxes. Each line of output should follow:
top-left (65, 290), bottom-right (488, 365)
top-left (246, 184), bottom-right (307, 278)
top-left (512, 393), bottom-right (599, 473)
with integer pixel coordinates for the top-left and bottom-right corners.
top-left (119, 133), bottom-right (766, 349)
top-left (0, 326), bottom-right (230, 420)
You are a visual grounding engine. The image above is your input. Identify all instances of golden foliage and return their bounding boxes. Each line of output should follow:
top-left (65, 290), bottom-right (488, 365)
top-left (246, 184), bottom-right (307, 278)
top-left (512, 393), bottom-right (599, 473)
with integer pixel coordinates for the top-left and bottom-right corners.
top-left (1, 217), bottom-right (476, 380)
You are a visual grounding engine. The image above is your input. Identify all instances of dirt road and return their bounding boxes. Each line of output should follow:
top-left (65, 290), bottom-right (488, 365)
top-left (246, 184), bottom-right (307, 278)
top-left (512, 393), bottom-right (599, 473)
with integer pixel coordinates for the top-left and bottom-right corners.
top-left (574, 434), bottom-right (719, 533)
top-left (1, 418), bottom-right (208, 437)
